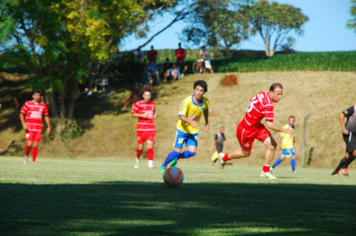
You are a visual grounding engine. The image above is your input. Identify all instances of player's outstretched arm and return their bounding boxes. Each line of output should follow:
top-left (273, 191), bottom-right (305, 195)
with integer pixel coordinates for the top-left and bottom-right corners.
top-left (266, 121), bottom-right (293, 134)
top-left (204, 108), bottom-right (209, 133)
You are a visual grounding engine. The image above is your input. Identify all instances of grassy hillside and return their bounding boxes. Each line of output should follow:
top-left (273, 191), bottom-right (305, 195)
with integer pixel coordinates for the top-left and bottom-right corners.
top-left (1, 71), bottom-right (355, 169)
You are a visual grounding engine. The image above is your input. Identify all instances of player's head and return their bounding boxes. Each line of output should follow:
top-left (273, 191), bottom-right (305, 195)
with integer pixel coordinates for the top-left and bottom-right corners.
top-left (151, 45), bottom-right (154, 50)
top-left (220, 126), bottom-right (225, 133)
top-left (32, 89), bottom-right (42, 102)
top-left (288, 116), bottom-right (296, 125)
top-left (142, 89), bottom-right (152, 103)
top-left (165, 58), bottom-right (170, 63)
top-left (193, 80), bottom-right (207, 100)
top-left (201, 45), bottom-right (206, 51)
top-left (268, 83), bottom-right (283, 103)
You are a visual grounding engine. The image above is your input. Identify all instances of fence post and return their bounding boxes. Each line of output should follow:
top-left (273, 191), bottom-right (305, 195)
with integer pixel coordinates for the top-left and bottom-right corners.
top-left (302, 113), bottom-right (311, 166)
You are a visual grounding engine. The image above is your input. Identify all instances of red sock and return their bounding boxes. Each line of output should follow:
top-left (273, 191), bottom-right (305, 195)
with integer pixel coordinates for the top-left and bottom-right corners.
top-left (345, 168), bottom-right (349, 175)
top-left (263, 164), bottom-right (270, 173)
top-left (222, 153), bottom-right (231, 162)
top-left (32, 147), bottom-right (38, 162)
top-left (147, 148), bottom-right (154, 161)
top-left (136, 148), bottom-right (142, 158)
top-left (25, 145), bottom-right (31, 156)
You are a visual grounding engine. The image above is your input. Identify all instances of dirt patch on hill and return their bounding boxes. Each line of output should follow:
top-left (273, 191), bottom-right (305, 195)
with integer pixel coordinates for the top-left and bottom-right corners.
top-left (221, 74), bottom-right (238, 86)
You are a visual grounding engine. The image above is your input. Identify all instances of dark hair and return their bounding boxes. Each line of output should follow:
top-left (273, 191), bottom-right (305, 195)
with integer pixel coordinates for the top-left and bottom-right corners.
top-left (269, 83), bottom-right (283, 91)
top-left (32, 89), bottom-right (42, 95)
top-left (143, 89), bottom-right (152, 94)
top-left (194, 80), bottom-right (208, 92)
top-left (165, 57), bottom-right (169, 61)
top-left (289, 115), bottom-right (296, 120)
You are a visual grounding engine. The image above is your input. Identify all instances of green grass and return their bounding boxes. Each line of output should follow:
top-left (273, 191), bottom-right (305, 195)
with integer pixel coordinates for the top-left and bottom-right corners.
top-left (1, 157), bottom-right (355, 236)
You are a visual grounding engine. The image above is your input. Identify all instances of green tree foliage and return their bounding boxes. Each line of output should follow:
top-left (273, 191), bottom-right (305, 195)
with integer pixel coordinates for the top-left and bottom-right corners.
top-left (347, 0), bottom-right (356, 33)
top-left (182, 0), bottom-right (250, 57)
top-left (242, 0), bottom-right (309, 57)
top-left (0, 0), bottom-right (177, 120)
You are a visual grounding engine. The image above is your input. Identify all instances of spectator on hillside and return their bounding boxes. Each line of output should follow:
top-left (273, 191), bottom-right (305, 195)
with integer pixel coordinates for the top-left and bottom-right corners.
top-left (148, 45), bottom-right (158, 63)
top-left (175, 42), bottom-right (186, 62)
top-left (177, 58), bottom-right (188, 78)
top-left (14, 90), bottom-right (26, 112)
top-left (134, 47), bottom-right (144, 63)
top-left (198, 45), bottom-right (214, 74)
top-left (121, 82), bottom-right (143, 110)
top-left (147, 60), bottom-right (159, 85)
top-left (141, 68), bottom-right (153, 90)
top-left (160, 58), bottom-right (172, 78)
top-left (163, 63), bottom-right (181, 83)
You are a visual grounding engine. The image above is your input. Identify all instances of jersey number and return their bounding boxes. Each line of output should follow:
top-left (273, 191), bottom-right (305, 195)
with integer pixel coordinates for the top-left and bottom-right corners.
top-left (246, 96), bottom-right (258, 113)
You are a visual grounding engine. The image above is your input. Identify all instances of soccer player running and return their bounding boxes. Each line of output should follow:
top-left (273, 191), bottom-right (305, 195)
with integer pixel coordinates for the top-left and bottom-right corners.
top-left (160, 80), bottom-right (209, 172)
top-left (270, 116), bottom-right (298, 174)
top-left (331, 105), bottom-right (356, 176)
top-left (218, 83), bottom-right (293, 179)
top-left (131, 90), bottom-right (157, 169)
top-left (20, 89), bottom-right (51, 164)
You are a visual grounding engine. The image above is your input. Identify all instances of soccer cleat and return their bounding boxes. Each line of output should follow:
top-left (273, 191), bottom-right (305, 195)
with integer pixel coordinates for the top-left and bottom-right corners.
top-left (23, 156), bottom-right (28, 164)
top-left (159, 167), bottom-right (166, 172)
top-left (343, 173), bottom-right (349, 177)
top-left (331, 173), bottom-right (340, 177)
top-left (218, 153), bottom-right (226, 169)
top-left (168, 159), bottom-right (177, 167)
top-left (270, 167), bottom-right (275, 173)
top-left (260, 171), bottom-right (277, 179)
top-left (31, 161), bottom-right (35, 165)
top-left (134, 163), bottom-right (140, 169)
top-left (292, 170), bottom-right (298, 174)
top-left (148, 165), bottom-right (155, 169)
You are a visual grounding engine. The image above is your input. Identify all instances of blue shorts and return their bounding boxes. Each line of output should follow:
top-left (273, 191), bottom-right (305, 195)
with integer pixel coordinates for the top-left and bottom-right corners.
top-left (281, 148), bottom-right (296, 158)
top-left (174, 129), bottom-right (198, 149)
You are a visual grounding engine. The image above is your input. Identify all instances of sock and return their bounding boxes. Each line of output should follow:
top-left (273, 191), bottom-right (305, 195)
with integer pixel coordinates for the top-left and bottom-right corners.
top-left (263, 164), bottom-right (270, 173)
top-left (147, 148), bottom-right (154, 161)
top-left (291, 159), bottom-right (296, 171)
top-left (136, 148), bottom-right (142, 158)
top-left (161, 150), bottom-right (180, 168)
top-left (331, 157), bottom-right (348, 175)
top-left (341, 168), bottom-right (346, 174)
top-left (222, 153), bottom-right (231, 162)
top-left (177, 150), bottom-right (196, 159)
top-left (32, 147), bottom-right (38, 162)
top-left (340, 156), bottom-right (348, 169)
top-left (273, 157), bottom-right (283, 168)
top-left (25, 145), bottom-right (31, 157)
top-left (148, 160), bottom-right (153, 167)
top-left (342, 168), bottom-right (349, 175)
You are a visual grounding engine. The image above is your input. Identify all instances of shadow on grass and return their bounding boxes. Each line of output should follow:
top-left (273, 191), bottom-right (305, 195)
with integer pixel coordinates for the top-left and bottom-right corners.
top-left (1, 182), bottom-right (355, 236)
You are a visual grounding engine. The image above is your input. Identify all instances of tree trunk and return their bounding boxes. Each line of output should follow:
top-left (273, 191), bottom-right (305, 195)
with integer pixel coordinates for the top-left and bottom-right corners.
top-left (66, 80), bottom-right (78, 119)
top-left (47, 90), bottom-right (59, 118)
top-left (265, 40), bottom-right (275, 57)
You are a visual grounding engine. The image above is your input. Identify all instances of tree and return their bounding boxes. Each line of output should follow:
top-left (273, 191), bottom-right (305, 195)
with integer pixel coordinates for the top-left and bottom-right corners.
top-left (0, 0), bottom-right (177, 121)
top-left (181, 0), bottom-right (250, 57)
top-left (242, 0), bottom-right (308, 57)
top-left (347, 0), bottom-right (356, 33)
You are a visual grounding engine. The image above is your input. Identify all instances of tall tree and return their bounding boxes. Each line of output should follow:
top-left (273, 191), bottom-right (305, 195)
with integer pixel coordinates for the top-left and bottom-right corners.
top-left (242, 0), bottom-right (308, 57)
top-left (0, 0), bottom-right (177, 120)
top-left (181, 0), bottom-right (250, 57)
top-left (347, 0), bottom-right (356, 33)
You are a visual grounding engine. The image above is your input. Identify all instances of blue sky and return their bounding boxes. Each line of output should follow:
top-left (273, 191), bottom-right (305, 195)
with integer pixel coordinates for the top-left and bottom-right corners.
top-left (120, 0), bottom-right (356, 52)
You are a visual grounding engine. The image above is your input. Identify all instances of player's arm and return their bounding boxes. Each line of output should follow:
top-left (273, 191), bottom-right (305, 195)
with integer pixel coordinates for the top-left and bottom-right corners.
top-left (179, 115), bottom-right (198, 128)
top-left (131, 112), bottom-right (148, 119)
top-left (19, 113), bottom-right (28, 130)
top-left (44, 115), bottom-right (51, 135)
top-left (339, 107), bottom-right (353, 135)
top-left (266, 121), bottom-right (293, 134)
top-left (203, 107), bottom-right (209, 133)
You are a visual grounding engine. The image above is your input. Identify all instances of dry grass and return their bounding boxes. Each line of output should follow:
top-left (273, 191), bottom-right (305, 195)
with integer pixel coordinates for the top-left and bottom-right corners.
top-left (1, 71), bottom-right (355, 168)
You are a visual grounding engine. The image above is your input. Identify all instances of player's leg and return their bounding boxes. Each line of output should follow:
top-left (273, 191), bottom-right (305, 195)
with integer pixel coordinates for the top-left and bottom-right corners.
top-left (24, 140), bottom-right (33, 164)
top-left (135, 131), bottom-right (144, 168)
top-left (176, 135), bottom-right (198, 161)
top-left (332, 134), bottom-right (356, 176)
top-left (160, 130), bottom-right (185, 171)
top-left (146, 140), bottom-right (155, 169)
top-left (341, 152), bottom-right (349, 176)
top-left (290, 154), bottom-right (297, 173)
top-left (261, 136), bottom-right (277, 178)
top-left (32, 141), bottom-right (39, 163)
top-left (270, 155), bottom-right (286, 173)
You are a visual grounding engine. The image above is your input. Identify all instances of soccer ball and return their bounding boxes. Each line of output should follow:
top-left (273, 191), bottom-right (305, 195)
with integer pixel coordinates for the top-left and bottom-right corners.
top-left (163, 167), bottom-right (184, 187)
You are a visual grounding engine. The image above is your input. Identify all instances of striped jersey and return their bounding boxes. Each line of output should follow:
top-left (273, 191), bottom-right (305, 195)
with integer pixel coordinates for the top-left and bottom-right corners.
top-left (21, 100), bottom-right (49, 132)
top-left (131, 100), bottom-right (156, 131)
top-left (241, 91), bottom-right (274, 128)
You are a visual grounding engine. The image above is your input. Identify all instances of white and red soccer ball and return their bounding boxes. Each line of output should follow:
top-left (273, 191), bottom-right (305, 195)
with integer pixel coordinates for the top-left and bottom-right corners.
top-left (163, 167), bottom-right (184, 187)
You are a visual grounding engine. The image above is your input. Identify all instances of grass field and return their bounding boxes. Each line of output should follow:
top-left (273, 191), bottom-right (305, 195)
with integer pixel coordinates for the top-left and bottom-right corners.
top-left (1, 157), bottom-right (355, 236)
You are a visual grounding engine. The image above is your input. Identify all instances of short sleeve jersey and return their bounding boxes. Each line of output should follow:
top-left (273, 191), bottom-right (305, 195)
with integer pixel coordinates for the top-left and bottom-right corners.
top-left (343, 106), bottom-right (356, 134)
top-left (279, 123), bottom-right (295, 149)
top-left (241, 91), bottom-right (274, 128)
top-left (21, 100), bottom-right (49, 132)
top-left (148, 50), bottom-right (157, 60)
top-left (199, 49), bottom-right (210, 61)
top-left (175, 48), bottom-right (186, 60)
top-left (147, 63), bottom-right (158, 73)
top-left (176, 95), bottom-right (209, 134)
top-left (131, 100), bottom-right (156, 131)
top-left (215, 132), bottom-right (226, 145)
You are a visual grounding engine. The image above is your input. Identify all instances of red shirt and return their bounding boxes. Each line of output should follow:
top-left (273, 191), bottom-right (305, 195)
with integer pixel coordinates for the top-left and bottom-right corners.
top-left (175, 48), bottom-right (186, 60)
top-left (148, 50), bottom-right (158, 61)
top-left (241, 91), bottom-right (274, 128)
top-left (21, 100), bottom-right (49, 132)
top-left (131, 100), bottom-right (156, 131)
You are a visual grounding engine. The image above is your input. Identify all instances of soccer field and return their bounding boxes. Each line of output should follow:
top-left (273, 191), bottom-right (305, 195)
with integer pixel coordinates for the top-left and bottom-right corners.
top-left (1, 157), bottom-right (355, 236)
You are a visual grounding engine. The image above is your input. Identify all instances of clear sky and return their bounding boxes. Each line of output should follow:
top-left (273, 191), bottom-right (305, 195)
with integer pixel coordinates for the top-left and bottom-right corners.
top-left (120, 0), bottom-right (356, 52)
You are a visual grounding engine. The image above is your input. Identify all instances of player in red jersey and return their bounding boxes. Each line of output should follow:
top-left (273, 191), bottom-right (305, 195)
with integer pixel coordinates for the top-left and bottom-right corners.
top-left (175, 43), bottom-right (186, 62)
top-left (20, 89), bottom-right (51, 164)
top-left (218, 83), bottom-right (293, 179)
top-left (131, 89), bottom-right (157, 169)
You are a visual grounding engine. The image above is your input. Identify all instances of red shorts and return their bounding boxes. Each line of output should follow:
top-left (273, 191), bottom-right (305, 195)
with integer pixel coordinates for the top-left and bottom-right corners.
top-left (137, 130), bottom-right (155, 144)
top-left (236, 123), bottom-right (271, 152)
top-left (26, 130), bottom-right (42, 142)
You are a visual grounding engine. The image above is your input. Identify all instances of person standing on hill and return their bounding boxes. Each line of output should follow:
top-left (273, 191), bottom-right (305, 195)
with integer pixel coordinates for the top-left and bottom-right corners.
top-left (218, 83), bottom-right (294, 179)
top-left (211, 126), bottom-right (228, 163)
top-left (331, 105), bottom-right (356, 176)
top-left (20, 89), bottom-right (51, 164)
top-left (148, 45), bottom-right (158, 63)
top-left (270, 116), bottom-right (298, 174)
top-left (175, 43), bottom-right (186, 62)
top-left (131, 90), bottom-right (157, 169)
top-left (160, 80), bottom-right (209, 172)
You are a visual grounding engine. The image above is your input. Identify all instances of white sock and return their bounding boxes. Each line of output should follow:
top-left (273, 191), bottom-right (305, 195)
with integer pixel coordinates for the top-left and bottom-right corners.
top-left (148, 160), bottom-right (153, 167)
top-left (135, 158), bottom-right (140, 164)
